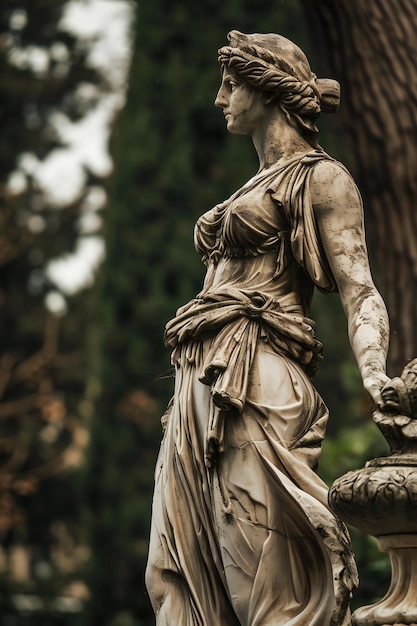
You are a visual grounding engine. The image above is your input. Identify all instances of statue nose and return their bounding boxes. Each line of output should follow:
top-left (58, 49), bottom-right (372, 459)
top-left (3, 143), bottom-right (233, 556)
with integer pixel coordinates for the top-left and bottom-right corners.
top-left (215, 87), bottom-right (227, 108)
top-left (214, 95), bottom-right (223, 107)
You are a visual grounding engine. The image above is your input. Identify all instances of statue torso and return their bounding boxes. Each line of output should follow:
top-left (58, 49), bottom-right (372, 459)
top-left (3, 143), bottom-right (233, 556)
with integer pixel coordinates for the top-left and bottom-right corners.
top-left (194, 152), bottom-right (332, 315)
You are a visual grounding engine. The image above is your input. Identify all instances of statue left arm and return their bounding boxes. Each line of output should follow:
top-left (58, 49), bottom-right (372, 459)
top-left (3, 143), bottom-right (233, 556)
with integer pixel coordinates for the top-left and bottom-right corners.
top-left (311, 161), bottom-right (390, 407)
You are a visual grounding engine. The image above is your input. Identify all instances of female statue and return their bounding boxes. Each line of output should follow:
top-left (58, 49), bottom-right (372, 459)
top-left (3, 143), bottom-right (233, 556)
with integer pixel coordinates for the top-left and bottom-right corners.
top-left (146, 31), bottom-right (390, 626)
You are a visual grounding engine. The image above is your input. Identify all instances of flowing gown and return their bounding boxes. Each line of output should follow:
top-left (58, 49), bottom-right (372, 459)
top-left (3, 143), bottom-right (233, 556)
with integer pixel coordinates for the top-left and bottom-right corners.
top-left (146, 150), bottom-right (358, 626)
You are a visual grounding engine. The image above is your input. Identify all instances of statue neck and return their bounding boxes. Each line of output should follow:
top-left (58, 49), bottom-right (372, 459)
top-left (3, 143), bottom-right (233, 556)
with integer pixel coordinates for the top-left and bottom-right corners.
top-left (252, 112), bottom-right (313, 171)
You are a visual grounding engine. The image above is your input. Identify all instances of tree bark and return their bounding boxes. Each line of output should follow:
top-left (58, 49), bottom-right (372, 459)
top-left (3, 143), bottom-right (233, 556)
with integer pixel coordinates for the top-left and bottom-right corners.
top-left (302, 0), bottom-right (417, 374)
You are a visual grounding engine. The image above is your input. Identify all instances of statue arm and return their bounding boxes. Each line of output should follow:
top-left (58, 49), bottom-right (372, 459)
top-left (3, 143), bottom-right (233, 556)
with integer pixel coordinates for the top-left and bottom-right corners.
top-left (310, 161), bottom-right (390, 406)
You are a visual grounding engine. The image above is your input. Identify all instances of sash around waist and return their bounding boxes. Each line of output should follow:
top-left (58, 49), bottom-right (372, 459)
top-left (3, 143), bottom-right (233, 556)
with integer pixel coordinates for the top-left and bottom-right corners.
top-left (165, 288), bottom-right (323, 414)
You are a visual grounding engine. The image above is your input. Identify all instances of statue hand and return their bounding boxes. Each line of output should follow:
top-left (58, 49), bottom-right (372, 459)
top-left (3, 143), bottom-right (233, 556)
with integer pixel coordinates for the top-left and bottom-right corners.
top-left (363, 372), bottom-right (391, 408)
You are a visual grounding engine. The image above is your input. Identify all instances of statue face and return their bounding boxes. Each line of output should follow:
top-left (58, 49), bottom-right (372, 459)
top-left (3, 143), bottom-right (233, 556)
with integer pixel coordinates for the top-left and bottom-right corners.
top-left (215, 69), bottom-right (268, 135)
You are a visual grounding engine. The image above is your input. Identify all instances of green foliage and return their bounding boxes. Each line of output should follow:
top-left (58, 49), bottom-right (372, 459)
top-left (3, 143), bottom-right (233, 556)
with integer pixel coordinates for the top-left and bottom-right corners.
top-left (320, 422), bottom-right (388, 487)
top-left (311, 292), bottom-right (361, 436)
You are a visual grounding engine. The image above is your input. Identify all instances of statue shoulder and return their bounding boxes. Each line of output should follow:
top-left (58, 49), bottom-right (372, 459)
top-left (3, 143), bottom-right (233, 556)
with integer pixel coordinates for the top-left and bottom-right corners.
top-left (310, 158), bottom-right (363, 216)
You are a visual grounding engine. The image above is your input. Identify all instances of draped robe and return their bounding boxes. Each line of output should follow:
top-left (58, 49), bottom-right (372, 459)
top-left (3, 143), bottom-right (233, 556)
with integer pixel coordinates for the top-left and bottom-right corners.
top-left (146, 150), bottom-right (358, 626)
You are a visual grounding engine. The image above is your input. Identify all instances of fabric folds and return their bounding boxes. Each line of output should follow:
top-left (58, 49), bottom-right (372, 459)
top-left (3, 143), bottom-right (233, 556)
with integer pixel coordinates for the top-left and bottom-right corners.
top-left (146, 152), bottom-right (359, 626)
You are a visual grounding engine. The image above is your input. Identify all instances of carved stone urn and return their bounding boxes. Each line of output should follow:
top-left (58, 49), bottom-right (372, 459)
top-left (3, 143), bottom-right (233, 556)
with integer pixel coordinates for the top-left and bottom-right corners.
top-left (329, 358), bottom-right (417, 626)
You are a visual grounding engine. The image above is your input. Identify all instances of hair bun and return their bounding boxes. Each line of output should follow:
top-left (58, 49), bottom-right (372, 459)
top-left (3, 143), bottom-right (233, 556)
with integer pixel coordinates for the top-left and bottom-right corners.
top-left (316, 78), bottom-right (340, 113)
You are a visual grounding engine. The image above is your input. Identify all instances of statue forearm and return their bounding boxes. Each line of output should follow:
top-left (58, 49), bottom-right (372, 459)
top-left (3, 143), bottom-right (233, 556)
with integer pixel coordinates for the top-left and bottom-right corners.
top-left (347, 291), bottom-right (390, 404)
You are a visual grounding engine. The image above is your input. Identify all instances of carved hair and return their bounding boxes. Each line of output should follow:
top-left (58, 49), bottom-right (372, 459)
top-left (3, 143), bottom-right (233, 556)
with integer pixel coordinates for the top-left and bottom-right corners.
top-left (218, 31), bottom-right (340, 147)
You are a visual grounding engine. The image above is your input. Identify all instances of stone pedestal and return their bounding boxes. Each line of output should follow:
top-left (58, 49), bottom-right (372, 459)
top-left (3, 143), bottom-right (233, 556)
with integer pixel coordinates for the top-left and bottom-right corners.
top-left (329, 359), bottom-right (417, 626)
top-left (353, 535), bottom-right (417, 626)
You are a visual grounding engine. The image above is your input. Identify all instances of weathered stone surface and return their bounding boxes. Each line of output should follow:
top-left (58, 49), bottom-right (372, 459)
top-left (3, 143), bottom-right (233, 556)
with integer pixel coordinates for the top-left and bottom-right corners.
top-left (330, 463), bottom-right (417, 537)
top-left (352, 536), bottom-right (417, 626)
top-left (330, 359), bottom-right (417, 626)
top-left (146, 30), bottom-right (390, 626)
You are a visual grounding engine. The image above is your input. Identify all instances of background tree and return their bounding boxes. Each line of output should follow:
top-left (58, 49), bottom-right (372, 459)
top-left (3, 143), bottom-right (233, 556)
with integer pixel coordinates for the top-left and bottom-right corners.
top-left (0, 4), bottom-right (89, 618)
top-left (0, 0), bottom-right (133, 622)
top-left (301, 0), bottom-right (417, 374)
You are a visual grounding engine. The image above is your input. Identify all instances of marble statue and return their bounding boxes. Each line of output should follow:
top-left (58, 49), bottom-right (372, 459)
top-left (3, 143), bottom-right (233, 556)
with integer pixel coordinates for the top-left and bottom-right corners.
top-left (145, 31), bottom-right (390, 626)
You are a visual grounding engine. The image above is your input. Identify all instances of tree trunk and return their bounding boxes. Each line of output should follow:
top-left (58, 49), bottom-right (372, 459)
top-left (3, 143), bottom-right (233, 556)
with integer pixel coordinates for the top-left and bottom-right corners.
top-left (302, 0), bottom-right (417, 374)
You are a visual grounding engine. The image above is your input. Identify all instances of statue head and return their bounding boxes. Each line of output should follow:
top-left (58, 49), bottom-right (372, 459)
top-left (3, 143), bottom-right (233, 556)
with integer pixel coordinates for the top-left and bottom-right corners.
top-left (218, 30), bottom-right (340, 147)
